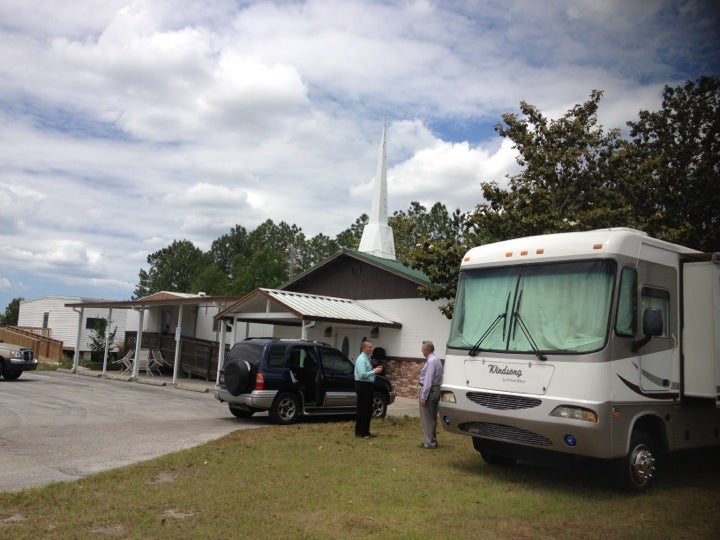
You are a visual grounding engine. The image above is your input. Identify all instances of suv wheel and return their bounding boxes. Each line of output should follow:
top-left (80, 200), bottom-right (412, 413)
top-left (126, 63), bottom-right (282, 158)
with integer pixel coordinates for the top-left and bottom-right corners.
top-left (371, 391), bottom-right (388, 419)
top-left (0, 364), bottom-right (21, 381)
top-left (270, 392), bottom-right (301, 424)
top-left (224, 360), bottom-right (252, 396)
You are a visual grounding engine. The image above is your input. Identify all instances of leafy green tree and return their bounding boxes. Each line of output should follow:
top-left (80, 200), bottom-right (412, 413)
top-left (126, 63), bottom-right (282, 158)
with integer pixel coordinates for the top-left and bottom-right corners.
top-left (1, 297), bottom-right (23, 325)
top-left (209, 225), bottom-right (249, 276)
top-left (133, 240), bottom-right (209, 298)
top-left (469, 90), bottom-right (629, 240)
top-left (230, 247), bottom-right (289, 295)
top-left (190, 263), bottom-right (230, 296)
top-left (335, 214), bottom-right (368, 249)
top-left (246, 219), bottom-right (308, 277)
top-left (409, 239), bottom-right (470, 319)
top-left (625, 75), bottom-right (720, 250)
top-left (88, 318), bottom-right (117, 362)
top-left (297, 233), bottom-right (339, 276)
top-left (391, 202), bottom-right (467, 263)
top-left (246, 219), bottom-right (304, 254)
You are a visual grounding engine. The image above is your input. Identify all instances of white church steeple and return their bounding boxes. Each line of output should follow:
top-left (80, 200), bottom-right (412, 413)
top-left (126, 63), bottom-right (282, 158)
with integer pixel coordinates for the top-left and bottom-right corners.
top-left (358, 119), bottom-right (396, 260)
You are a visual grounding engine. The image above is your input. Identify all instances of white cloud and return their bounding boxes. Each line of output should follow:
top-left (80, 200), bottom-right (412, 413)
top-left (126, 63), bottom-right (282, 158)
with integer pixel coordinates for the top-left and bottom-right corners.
top-left (44, 241), bottom-right (92, 266)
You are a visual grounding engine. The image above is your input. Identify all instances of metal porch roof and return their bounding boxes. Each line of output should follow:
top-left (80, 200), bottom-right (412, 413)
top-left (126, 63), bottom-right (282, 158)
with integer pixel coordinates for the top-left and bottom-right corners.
top-left (216, 288), bottom-right (401, 328)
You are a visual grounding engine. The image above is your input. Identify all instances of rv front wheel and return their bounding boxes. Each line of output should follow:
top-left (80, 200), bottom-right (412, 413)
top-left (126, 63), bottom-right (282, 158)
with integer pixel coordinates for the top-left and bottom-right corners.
top-left (472, 437), bottom-right (517, 466)
top-left (619, 430), bottom-right (657, 493)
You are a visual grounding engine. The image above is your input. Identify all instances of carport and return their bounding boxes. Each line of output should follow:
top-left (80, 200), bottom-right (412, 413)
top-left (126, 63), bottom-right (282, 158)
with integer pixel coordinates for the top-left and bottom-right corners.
top-left (65, 292), bottom-right (239, 383)
top-left (213, 288), bottom-right (401, 382)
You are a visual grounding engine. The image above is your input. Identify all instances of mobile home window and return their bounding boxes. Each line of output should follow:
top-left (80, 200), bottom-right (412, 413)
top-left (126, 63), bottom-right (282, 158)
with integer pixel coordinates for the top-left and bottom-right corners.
top-left (85, 317), bottom-right (103, 330)
top-left (615, 267), bottom-right (637, 336)
top-left (641, 287), bottom-right (670, 338)
top-left (42, 312), bottom-right (49, 328)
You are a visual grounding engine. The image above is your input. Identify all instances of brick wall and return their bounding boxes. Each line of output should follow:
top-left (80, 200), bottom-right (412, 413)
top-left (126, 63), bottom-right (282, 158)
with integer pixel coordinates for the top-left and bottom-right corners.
top-left (381, 358), bottom-right (423, 399)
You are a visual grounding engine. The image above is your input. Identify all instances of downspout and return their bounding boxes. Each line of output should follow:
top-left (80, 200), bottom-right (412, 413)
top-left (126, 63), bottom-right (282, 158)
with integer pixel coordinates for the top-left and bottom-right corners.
top-left (301, 320), bottom-right (316, 340)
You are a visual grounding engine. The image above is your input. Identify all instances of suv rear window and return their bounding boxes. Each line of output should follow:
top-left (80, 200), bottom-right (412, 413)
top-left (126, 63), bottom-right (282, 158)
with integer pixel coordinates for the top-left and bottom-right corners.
top-left (266, 344), bottom-right (287, 368)
top-left (225, 342), bottom-right (264, 368)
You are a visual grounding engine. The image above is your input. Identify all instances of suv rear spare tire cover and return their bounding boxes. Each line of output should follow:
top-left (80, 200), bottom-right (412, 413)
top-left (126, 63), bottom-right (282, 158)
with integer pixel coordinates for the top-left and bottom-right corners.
top-left (224, 360), bottom-right (252, 396)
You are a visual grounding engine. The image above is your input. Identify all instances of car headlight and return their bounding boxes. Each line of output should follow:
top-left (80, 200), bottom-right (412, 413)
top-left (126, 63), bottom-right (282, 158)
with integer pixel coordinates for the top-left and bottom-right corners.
top-left (550, 405), bottom-right (597, 423)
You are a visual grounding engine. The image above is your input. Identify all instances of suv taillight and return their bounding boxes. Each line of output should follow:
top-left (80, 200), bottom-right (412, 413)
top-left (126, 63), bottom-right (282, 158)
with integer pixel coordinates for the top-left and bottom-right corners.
top-left (255, 372), bottom-right (264, 390)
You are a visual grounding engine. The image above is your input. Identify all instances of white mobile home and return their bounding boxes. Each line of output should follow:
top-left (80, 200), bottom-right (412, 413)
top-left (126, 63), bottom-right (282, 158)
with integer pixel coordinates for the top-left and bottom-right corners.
top-left (18, 296), bottom-right (128, 353)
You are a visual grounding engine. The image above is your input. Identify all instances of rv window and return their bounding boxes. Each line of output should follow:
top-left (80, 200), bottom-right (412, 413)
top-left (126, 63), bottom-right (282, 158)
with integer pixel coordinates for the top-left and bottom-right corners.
top-left (615, 267), bottom-right (637, 336)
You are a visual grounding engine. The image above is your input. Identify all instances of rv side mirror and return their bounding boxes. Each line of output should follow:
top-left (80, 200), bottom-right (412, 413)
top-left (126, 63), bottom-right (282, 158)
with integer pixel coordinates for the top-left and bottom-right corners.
top-left (632, 308), bottom-right (664, 352)
top-left (642, 308), bottom-right (663, 336)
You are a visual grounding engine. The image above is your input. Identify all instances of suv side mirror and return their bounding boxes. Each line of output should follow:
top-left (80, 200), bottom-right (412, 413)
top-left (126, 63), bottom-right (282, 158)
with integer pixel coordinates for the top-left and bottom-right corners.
top-left (632, 308), bottom-right (664, 352)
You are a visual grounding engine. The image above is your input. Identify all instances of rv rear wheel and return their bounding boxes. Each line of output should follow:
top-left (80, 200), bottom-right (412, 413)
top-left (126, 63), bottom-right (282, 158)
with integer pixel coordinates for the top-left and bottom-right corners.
top-left (619, 430), bottom-right (657, 493)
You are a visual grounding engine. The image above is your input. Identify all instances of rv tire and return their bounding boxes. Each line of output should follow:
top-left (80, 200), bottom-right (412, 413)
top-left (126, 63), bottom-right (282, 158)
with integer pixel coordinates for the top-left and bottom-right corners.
top-left (472, 437), bottom-right (517, 466)
top-left (618, 430), bottom-right (657, 493)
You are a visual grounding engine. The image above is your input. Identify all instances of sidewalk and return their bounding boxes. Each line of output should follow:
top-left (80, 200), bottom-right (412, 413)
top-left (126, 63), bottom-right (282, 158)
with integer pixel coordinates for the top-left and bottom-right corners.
top-left (388, 396), bottom-right (419, 418)
top-left (70, 367), bottom-right (419, 417)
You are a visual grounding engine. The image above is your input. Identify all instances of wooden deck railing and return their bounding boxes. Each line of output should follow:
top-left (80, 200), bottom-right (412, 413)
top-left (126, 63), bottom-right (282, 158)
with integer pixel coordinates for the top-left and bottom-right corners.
top-left (124, 332), bottom-right (228, 381)
top-left (0, 326), bottom-right (64, 362)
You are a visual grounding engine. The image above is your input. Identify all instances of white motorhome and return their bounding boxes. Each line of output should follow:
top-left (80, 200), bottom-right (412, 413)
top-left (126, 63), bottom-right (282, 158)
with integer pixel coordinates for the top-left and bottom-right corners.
top-left (439, 228), bottom-right (720, 491)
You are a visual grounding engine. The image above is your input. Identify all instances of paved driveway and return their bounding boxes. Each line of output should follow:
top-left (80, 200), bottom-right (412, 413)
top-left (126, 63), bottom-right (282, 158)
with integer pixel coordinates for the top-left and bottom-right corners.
top-left (0, 370), bottom-right (267, 493)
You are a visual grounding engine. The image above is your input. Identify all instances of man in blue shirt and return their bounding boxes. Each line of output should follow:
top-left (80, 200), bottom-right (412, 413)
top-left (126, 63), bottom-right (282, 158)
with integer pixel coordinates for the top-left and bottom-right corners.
top-left (354, 338), bottom-right (383, 438)
top-left (418, 340), bottom-right (443, 449)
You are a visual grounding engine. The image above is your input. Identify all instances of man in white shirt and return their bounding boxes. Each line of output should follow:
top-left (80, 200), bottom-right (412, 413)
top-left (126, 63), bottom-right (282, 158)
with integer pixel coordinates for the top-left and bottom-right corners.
top-left (418, 340), bottom-right (443, 449)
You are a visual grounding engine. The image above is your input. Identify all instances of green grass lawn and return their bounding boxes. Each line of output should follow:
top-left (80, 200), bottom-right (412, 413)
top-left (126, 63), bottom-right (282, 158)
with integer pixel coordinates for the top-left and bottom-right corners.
top-left (1, 416), bottom-right (719, 539)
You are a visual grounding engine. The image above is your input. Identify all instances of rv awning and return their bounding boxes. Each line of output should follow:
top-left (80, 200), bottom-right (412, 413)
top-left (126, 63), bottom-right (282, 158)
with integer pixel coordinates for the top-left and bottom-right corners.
top-left (215, 288), bottom-right (402, 328)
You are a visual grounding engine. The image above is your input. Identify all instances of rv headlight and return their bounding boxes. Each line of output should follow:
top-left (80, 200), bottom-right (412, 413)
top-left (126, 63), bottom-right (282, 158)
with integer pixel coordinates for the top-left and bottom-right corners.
top-left (550, 405), bottom-right (597, 423)
top-left (440, 391), bottom-right (456, 403)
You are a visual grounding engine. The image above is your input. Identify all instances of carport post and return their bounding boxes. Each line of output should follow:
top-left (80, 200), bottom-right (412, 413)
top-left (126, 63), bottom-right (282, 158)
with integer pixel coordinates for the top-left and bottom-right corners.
top-left (101, 307), bottom-right (113, 376)
top-left (172, 304), bottom-right (183, 385)
top-left (71, 307), bottom-right (84, 374)
top-left (215, 321), bottom-right (226, 386)
top-left (131, 307), bottom-right (145, 380)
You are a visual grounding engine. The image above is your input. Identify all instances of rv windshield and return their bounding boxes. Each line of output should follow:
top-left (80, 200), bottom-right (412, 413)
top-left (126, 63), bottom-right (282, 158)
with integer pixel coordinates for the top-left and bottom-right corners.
top-left (448, 260), bottom-right (616, 355)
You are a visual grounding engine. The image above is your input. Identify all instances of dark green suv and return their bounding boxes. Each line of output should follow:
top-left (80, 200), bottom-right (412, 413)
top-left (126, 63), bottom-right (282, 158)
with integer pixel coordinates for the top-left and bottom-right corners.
top-left (213, 338), bottom-right (395, 424)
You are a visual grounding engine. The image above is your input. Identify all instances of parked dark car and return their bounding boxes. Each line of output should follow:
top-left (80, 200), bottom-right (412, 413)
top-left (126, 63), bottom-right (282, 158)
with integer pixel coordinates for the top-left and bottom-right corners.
top-left (213, 338), bottom-right (395, 424)
top-left (0, 340), bottom-right (37, 380)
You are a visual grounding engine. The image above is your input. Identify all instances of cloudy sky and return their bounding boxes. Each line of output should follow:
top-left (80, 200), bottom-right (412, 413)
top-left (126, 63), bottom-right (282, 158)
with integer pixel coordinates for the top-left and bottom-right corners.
top-left (1, 0), bottom-right (718, 310)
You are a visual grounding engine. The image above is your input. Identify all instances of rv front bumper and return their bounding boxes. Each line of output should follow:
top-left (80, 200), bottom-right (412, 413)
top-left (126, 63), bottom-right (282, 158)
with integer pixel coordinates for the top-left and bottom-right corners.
top-left (438, 385), bottom-right (614, 459)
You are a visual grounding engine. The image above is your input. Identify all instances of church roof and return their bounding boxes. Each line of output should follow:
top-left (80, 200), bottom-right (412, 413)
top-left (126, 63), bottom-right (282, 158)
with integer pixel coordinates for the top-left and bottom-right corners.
top-left (280, 247), bottom-right (434, 290)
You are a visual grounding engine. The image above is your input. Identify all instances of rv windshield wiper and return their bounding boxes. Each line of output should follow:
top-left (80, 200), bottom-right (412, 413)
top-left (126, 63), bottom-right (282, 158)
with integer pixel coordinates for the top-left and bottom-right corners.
top-left (468, 292), bottom-right (511, 357)
top-left (510, 290), bottom-right (546, 361)
top-left (513, 312), bottom-right (547, 361)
